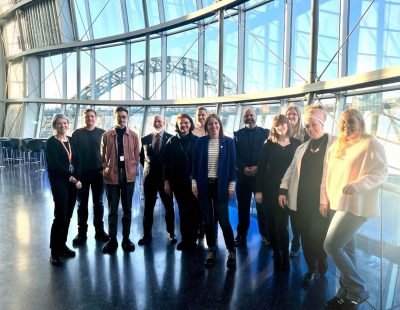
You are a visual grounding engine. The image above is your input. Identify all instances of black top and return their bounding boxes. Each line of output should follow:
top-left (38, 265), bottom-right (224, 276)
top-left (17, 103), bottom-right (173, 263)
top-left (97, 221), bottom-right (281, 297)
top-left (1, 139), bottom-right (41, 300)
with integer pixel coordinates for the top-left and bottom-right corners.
top-left (72, 127), bottom-right (105, 172)
top-left (45, 136), bottom-right (81, 181)
top-left (297, 134), bottom-right (329, 212)
top-left (256, 137), bottom-right (301, 194)
top-left (116, 127), bottom-right (126, 169)
top-left (234, 126), bottom-right (270, 178)
top-left (164, 132), bottom-right (198, 189)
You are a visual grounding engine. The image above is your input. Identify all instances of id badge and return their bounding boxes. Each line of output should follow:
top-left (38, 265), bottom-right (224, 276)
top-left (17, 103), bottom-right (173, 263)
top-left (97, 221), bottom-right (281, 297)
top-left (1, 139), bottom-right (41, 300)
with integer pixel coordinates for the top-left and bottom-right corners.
top-left (69, 164), bottom-right (74, 174)
top-left (119, 156), bottom-right (125, 162)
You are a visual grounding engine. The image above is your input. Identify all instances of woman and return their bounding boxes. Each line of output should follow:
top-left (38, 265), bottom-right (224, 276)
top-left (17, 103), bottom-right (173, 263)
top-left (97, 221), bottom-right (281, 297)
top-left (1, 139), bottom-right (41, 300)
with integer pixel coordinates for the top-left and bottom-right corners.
top-left (255, 114), bottom-right (301, 271)
top-left (278, 104), bottom-right (335, 286)
top-left (192, 106), bottom-right (208, 137)
top-left (322, 109), bottom-right (387, 309)
top-left (192, 113), bottom-right (236, 268)
top-left (164, 113), bottom-right (200, 251)
top-left (46, 114), bottom-right (82, 266)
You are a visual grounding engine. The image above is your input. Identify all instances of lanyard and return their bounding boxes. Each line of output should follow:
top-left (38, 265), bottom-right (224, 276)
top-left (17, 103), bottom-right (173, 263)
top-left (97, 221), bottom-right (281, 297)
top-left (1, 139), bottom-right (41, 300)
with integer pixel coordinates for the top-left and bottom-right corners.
top-left (56, 137), bottom-right (72, 163)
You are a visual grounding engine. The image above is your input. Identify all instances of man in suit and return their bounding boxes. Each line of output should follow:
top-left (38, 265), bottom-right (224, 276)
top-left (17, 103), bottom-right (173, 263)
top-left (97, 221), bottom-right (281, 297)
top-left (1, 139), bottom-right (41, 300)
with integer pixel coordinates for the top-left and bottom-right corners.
top-left (234, 107), bottom-right (270, 246)
top-left (138, 115), bottom-right (176, 245)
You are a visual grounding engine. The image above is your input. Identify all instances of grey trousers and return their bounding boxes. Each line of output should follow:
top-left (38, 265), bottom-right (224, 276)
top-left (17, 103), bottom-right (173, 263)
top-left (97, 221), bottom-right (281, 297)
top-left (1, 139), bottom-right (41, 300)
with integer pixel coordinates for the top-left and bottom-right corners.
top-left (324, 210), bottom-right (369, 302)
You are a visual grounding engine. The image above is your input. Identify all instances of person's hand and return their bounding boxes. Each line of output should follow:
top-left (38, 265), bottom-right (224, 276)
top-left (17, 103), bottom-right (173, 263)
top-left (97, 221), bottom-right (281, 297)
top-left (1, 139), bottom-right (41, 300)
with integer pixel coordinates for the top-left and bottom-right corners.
top-left (319, 203), bottom-right (329, 218)
top-left (278, 195), bottom-right (287, 208)
top-left (192, 186), bottom-right (198, 198)
top-left (229, 190), bottom-right (234, 199)
top-left (255, 192), bottom-right (262, 204)
top-left (75, 181), bottom-right (82, 189)
top-left (69, 176), bottom-right (77, 183)
top-left (164, 181), bottom-right (171, 196)
top-left (342, 184), bottom-right (356, 195)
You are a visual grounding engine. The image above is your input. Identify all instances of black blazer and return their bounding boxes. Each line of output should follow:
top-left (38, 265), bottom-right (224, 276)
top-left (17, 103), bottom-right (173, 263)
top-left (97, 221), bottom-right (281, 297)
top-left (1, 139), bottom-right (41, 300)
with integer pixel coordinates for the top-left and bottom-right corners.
top-left (140, 131), bottom-right (172, 180)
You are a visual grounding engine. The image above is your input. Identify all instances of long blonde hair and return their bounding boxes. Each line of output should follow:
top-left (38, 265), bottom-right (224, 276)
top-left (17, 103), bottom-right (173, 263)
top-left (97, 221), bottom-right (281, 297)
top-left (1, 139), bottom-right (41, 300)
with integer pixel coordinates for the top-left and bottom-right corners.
top-left (285, 105), bottom-right (305, 142)
top-left (335, 108), bottom-right (366, 158)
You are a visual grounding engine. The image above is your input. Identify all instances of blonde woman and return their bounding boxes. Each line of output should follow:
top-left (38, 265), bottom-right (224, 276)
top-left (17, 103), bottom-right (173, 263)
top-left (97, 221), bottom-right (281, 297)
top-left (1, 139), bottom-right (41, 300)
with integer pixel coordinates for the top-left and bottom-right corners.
top-left (322, 109), bottom-right (388, 309)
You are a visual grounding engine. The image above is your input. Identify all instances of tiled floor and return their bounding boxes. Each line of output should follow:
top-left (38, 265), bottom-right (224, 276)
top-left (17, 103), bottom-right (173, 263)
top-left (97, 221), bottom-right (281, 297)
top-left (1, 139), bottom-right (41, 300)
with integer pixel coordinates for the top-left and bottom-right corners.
top-left (0, 166), bottom-right (375, 309)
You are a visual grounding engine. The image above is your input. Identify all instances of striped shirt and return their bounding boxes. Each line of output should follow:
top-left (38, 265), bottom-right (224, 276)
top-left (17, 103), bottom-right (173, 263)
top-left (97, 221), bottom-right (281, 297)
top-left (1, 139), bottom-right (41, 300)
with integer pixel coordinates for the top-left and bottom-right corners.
top-left (208, 138), bottom-right (219, 178)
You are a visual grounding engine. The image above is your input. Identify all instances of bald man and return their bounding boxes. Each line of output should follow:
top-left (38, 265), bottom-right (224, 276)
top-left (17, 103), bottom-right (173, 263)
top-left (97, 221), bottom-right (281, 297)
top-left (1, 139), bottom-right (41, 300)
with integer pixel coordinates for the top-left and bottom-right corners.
top-left (234, 107), bottom-right (270, 246)
top-left (138, 115), bottom-right (176, 245)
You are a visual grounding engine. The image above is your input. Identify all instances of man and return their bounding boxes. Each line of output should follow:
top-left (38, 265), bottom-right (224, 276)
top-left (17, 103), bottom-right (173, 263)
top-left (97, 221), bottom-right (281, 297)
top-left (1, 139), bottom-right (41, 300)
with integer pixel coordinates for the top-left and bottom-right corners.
top-left (72, 109), bottom-right (109, 245)
top-left (192, 106), bottom-right (208, 137)
top-left (101, 106), bottom-right (140, 254)
top-left (138, 115), bottom-right (176, 245)
top-left (234, 107), bottom-right (270, 246)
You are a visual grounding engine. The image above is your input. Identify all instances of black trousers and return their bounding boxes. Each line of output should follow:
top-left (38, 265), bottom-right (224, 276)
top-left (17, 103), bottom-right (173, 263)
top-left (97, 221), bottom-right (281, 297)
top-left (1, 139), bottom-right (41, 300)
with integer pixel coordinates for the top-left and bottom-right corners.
top-left (290, 210), bottom-right (301, 251)
top-left (76, 170), bottom-right (105, 234)
top-left (173, 182), bottom-right (201, 246)
top-left (236, 176), bottom-right (266, 238)
top-left (49, 179), bottom-right (77, 253)
top-left (200, 180), bottom-right (234, 251)
top-left (297, 203), bottom-right (330, 274)
top-left (262, 192), bottom-right (289, 255)
top-left (105, 169), bottom-right (135, 239)
top-left (143, 176), bottom-right (175, 237)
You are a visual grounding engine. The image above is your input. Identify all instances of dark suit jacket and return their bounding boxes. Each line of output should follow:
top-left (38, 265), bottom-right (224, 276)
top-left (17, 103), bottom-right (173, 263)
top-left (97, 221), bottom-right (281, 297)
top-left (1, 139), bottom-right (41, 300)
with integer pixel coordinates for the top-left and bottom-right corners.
top-left (140, 131), bottom-right (173, 181)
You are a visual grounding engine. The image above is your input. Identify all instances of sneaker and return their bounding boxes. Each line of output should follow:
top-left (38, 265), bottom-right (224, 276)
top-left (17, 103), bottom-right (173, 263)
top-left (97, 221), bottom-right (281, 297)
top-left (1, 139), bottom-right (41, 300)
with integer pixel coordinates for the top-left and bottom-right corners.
top-left (102, 238), bottom-right (118, 254)
top-left (168, 234), bottom-right (177, 244)
top-left (95, 230), bottom-right (110, 242)
top-left (72, 234), bottom-right (87, 246)
top-left (122, 238), bottom-right (136, 252)
top-left (226, 250), bottom-right (236, 268)
top-left (61, 245), bottom-right (76, 258)
top-left (324, 296), bottom-right (345, 309)
top-left (205, 250), bottom-right (216, 268)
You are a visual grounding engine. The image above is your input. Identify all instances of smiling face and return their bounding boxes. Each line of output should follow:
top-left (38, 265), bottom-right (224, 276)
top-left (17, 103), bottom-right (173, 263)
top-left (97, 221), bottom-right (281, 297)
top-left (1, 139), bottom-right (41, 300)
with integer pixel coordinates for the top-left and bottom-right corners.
top-left (286, 108), bottom-right (299, 126)
top-left (178, 117), bottom-right (191, 136)
top-left (274, 122), bottom-right (288, 137)
top-left (339, 112), bottom-right (362, 139)
top-left (55, 118), bottom-right (69, 135)
top-left (196, 109), bottom-right (208, 126)
top-left (153, 115), bottom-right (164, 132)
top-left (304, 117), bottom-right (324, 139)
top-left (84, 111), bottom-right (96, 128)
top-left (207, 116), bottom-right (221, 138)
top-left (243, 108), bottom-right (257, 128)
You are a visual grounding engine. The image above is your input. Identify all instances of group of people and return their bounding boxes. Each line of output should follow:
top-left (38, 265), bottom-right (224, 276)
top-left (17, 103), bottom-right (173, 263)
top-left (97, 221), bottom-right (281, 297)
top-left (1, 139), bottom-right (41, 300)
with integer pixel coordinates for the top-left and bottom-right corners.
top-left (45, 103), bottom-right (388, 309)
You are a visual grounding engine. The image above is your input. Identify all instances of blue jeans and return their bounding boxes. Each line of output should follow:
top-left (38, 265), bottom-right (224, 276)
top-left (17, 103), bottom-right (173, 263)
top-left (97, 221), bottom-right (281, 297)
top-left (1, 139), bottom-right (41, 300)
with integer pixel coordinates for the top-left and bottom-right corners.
top-left (324, 211), bottom-right (369, 302)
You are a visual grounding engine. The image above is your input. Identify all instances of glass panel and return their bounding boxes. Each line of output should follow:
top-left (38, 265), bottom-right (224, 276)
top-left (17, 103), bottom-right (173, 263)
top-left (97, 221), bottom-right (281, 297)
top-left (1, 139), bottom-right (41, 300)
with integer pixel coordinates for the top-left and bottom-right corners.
top-left (202, 0), bottom-right (214, 8)
top-left (7, 61), bottom-right (24, 99)
top-left (348, 0), bottom-right (400, 75)
top-left (244, 0), bottom-right (284, 92)
top-left (317, 0), bottom-right (339, 81)
top-left (166, 28), bottom-right (199, 99)
top-left (44, 55), bottom-right (64, 99)
top-left (65, 104), bottom-right (77, 135)
top-left (88, 0), bottom-right (124, 39)
top-left (223, 18), bottom-right (238, 95)
top-left (39, 104), bottom-right (63, 138)
top-left (290, 0), bottom-right (311, 86)
top-left (80, 50), bottom-right (92, 100)
top-left (131, 41), bottom-right (146, 100)
top-left (126, 0), bottom-right (145, 31)
top-left (129, 106), bottom-right (145, 136)
top-left (164, 106), bottom-right (197, 134)
top-left (146, 0), bottom-right (160, 26)
top-left (149, 38), bottom-right (162, 100)
top-left (93, 106), bottom-right (116, 130)
top-left (66, 52), bottom-right (77, 99)
top-left (72, 0), bottom-right (91, 41)
top-left (219, 105), bottom-right (238, 137)
top-left (95, 45), bottom-right (126, 100)
top-left (204, 22), bottom-right (218, 97)
top-left (143, 107), bottom-right (162, 135)
top-left (2, 19), bottom-right (22, 57)
top-left (4, 104), bottom-right (23, 138)
top-left (164, 0), bottom-right (197, 21)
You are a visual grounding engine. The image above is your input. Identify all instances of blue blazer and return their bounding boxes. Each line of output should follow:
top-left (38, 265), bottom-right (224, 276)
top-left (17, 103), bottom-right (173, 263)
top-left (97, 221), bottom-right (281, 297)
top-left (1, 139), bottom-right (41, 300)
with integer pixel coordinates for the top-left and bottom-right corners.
top-left (192, 135), bottom-right (237, 204)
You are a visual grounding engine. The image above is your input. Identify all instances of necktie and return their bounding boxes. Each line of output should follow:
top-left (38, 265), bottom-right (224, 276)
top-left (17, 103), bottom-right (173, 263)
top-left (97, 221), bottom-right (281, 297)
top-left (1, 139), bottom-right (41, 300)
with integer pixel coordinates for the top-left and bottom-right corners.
top-left (154, 134), bottom-right (161, 155)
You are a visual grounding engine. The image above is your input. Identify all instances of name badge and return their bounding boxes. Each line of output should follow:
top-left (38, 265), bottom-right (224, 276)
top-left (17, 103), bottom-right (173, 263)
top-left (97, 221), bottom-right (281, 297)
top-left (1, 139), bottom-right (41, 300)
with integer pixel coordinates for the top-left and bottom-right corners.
top-left (119, 156), bottom-right (125, 162)
top-left (69, 164), bottom-right (74, 174)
